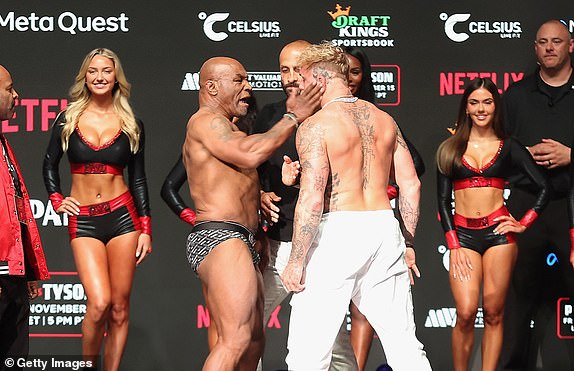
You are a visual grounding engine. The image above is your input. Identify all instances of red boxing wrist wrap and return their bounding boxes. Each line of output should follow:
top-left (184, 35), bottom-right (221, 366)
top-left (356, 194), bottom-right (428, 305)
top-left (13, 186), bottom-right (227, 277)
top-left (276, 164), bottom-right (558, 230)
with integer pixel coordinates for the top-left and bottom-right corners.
top-left (519, 209), bottom-right (538, 228)
top-left (139, 216), bottom-right (152, 237)
top-left (180, 208), bottom-right (197, 226)
top-left (387, 184), bottom-right (398, 200)
top-left (49, 193), bottom-right (64, 210)
top-left (570, 228), bottom-right (574, 255)
top-left (445, 230), bottom-right (461, 250)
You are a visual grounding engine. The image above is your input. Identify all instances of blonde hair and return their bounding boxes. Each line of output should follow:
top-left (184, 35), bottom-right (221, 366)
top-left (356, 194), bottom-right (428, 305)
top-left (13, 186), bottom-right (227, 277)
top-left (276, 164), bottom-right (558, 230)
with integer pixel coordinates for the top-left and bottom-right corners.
top-left (297, 41), bottom-right (349, 80)
top-left (61, 48), bottom-right (140, 153)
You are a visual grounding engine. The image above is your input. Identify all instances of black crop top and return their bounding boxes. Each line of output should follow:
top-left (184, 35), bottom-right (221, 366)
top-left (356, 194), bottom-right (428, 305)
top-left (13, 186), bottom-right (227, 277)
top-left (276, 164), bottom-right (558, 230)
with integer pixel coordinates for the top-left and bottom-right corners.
top-left (68, 126), bottom-right (131, 167)
top-left (437, 137), bottom-right (549, 233)
top-left (42, 111), bottom-right (151, 217)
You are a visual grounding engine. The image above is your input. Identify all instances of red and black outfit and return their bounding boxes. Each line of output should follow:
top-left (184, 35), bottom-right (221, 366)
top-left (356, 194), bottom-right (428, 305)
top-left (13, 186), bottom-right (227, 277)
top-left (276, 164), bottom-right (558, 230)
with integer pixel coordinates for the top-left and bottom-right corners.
top-left (42, 112), bottom-right (151, 243)
top-left (437, 137), bottom-right (549, 255)
top-left (0, 134), bottom-right (49, 362)
top-left (160, 155), bottom-right (196, 225)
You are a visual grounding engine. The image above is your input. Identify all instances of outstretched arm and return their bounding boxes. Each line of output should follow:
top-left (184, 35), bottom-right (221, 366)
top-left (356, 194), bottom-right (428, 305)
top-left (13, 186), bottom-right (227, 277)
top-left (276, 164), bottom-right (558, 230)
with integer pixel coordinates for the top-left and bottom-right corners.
top-left (199, 83), bottom-right (322, 169)
top-left (281, 119), bottom-right (328, 292)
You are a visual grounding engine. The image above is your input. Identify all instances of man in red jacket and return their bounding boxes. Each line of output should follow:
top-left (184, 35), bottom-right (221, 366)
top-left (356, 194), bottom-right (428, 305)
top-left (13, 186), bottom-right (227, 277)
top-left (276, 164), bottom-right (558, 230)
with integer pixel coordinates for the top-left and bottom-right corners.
top-left (0, 64), bottom-right (49, 366)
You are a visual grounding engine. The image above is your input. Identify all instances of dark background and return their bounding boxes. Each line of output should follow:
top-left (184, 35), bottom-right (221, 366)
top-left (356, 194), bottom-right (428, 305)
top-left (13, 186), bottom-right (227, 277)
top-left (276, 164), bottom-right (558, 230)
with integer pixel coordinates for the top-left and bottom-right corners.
top-left (1, 1), bottom-right (573, 369)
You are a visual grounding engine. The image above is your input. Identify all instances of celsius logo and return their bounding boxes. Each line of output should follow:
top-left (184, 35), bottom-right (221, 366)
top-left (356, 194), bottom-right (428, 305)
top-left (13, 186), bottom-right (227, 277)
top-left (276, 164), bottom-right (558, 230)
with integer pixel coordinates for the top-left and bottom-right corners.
top-left (0, 11), bottom-right (129, 34)
top-left (440, 12), bottom-right (521, 43)
top-left (198, 12), bottom-right (280, 42)
top-left (200, 12), bottom-right (229, 42)
top-left (437, 244), bottom-right (450, 272)
top-left (182, 71), bottom-right (282, 91)
top-left (441, 13), bottom-right (471, 42)
top-left (327, 4), bottom-right (394, 48)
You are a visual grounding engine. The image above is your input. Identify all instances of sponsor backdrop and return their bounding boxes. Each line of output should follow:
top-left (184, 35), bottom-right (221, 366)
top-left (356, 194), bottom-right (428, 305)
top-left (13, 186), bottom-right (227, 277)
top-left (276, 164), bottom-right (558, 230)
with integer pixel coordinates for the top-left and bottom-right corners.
top-left (1, 1), bottom-right (574, 370)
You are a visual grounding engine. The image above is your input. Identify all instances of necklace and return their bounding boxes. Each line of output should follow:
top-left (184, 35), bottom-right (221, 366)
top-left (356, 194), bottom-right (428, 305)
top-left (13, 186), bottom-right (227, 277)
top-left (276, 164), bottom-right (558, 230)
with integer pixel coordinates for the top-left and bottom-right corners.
top-left (322, 95), bottom-right (358, 108)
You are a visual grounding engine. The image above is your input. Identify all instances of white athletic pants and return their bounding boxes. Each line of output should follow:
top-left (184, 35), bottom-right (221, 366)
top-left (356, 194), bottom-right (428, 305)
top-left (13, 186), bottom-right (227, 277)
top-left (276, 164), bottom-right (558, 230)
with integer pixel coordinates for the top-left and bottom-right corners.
top-left (286, 210), bottom-right (432, 371)
top-left (262, 239), bottom-right (358, 370)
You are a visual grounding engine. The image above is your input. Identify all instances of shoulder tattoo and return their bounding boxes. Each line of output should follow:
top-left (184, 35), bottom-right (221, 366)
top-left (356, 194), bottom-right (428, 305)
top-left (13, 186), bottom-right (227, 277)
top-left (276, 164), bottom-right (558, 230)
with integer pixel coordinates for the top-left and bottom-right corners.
top-left (209, 116), bottom-right (232, 141)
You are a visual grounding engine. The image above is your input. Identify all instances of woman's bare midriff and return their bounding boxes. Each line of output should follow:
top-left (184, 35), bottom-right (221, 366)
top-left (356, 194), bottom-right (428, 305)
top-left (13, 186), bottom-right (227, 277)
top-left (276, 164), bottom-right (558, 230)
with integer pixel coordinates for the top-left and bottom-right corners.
top-left (454, 187), bottom-right (504, 217)
top-left (70, 173), bottom-right (128, 205)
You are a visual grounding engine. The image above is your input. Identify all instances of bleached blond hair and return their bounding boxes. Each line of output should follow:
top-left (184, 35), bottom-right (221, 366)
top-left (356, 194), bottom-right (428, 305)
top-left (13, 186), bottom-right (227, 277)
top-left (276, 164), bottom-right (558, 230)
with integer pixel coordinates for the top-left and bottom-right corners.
top-left (297, 41), bottom-right (349, 80)
top-left (61, 48), bottom-right (140, 153)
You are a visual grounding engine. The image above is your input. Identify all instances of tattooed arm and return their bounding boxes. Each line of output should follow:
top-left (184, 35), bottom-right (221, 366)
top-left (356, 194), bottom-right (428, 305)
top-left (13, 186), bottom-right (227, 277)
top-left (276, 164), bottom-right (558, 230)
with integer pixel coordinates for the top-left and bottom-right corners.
top-left (194, 83), bottom-right (322, 169)
top-left (197, 113), bottom-right (297, 169)
top-left (281, 119), bottom-right (329, 292)
top-left (392, 121), bottom-right (421, 247)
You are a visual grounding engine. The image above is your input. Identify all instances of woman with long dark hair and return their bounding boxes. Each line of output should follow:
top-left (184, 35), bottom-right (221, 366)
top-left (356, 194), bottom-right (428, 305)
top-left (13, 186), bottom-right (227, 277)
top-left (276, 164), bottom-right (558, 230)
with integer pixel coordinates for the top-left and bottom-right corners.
top-left (43, 48), bottom-right (152, 371)
top-left (436, 77), bottom-right (548, 370)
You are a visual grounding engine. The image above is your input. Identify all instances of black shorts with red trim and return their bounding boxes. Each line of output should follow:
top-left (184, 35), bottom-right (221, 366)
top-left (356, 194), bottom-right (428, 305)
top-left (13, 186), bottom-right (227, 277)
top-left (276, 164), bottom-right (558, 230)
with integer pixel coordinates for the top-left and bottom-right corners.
top-left (68, 191), bottom-right (141, 244)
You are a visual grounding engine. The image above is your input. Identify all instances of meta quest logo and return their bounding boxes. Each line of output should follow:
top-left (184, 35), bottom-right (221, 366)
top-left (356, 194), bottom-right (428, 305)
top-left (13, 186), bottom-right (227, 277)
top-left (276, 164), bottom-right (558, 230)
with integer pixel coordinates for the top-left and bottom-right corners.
top-left (327, 4), bottom-right (395, 48)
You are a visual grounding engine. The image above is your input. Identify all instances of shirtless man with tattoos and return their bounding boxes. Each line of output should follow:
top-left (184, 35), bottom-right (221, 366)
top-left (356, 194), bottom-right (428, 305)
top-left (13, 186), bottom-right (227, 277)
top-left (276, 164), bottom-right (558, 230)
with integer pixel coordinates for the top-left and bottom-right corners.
top-left (280, 42), bottom-right (432, 371)
top-left (183, 56), bottom-right (321, 370)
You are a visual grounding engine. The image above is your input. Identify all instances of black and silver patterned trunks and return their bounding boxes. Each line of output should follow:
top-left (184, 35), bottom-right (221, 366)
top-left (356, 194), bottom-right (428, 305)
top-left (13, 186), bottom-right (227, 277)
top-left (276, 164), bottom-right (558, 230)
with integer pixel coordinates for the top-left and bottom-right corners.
top-left (186, 221), bottom-right (260, 274)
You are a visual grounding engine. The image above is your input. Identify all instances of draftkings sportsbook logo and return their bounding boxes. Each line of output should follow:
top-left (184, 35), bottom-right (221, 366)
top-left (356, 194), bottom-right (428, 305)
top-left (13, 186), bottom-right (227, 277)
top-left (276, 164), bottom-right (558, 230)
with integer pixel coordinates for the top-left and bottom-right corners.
top-left (328, 4), bottom-right (394, 48)
top-left (198, 11), bottom-right (280, 42)
top-left (181, 71), bottom-right (282, 91)
top-left (440, 12), bottom-right (521, 43)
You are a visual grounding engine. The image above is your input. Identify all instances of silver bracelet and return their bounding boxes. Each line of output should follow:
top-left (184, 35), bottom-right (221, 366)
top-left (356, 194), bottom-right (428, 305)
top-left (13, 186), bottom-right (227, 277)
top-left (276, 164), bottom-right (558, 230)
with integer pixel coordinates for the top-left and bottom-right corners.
top-left (283, 112), bottom-right (299, 127)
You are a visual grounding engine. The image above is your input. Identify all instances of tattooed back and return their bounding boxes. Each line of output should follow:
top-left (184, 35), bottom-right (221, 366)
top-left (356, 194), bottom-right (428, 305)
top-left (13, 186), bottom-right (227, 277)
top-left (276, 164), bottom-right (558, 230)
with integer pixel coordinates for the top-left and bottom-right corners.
top-left (296, 98), bottom-right (404, 213)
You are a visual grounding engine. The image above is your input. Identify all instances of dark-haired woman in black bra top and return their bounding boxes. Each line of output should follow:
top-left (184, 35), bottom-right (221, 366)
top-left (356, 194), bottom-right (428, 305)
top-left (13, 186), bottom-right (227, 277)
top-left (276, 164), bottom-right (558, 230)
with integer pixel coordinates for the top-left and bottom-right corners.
top-left (436, 77), bottom-right (549, 371)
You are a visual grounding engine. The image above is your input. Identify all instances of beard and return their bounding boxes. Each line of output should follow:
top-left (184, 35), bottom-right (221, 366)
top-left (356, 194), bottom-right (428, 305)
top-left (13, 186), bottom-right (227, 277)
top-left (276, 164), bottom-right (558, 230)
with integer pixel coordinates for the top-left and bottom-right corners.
top-left (282, 82), bottom-right (299, 96)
